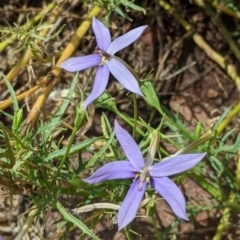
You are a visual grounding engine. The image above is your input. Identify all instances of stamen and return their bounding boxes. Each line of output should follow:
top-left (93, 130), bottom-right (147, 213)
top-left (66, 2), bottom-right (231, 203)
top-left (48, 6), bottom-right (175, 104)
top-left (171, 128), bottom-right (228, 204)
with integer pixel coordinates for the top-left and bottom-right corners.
top-left (100, 56), bottom-right (107, 65)
top-left (138, 168), bottom-right (149, 191)
top-left (138, 182), bottom-right (143, 191)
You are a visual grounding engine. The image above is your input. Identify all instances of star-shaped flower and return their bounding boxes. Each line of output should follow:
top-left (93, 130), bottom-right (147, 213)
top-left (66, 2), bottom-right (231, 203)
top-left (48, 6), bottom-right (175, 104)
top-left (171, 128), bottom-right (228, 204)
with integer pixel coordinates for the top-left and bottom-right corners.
top-left (84, 120), bottom-right (206, 230)
top-left (60, 18), bottom-right (147, 108)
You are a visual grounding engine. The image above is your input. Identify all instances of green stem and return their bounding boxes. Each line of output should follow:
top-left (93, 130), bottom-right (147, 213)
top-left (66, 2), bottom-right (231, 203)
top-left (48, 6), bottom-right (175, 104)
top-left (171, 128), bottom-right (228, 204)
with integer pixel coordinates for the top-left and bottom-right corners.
top-left (216, 102), bottom-right (240, 135)
top-left (124, 228), bottom-right (132, 240)
top-left (212, 151), bottom-right (240, 240)
top-left (14, 207), bottom-right (39, 240)
top-left (116, 109), bottom-right (145, 136)
top-left (59, 125), bottom-right (78, 169)
top-left (150, 207), bottom-right (162, 239)
top-left (150, 214), bottom-right (163, 240)
top-left (172, 101), bottom-right (240, 155)
top-left (212, 191), bottom-right (235, 240)
top-left (51, 107), bottom-right (85, 187)
top-left (157, 106), bottom-right (193, 140)
top-left (132, 94), bottom-right (137, 138)
top-left (173, 130), bottom-right (214, 156)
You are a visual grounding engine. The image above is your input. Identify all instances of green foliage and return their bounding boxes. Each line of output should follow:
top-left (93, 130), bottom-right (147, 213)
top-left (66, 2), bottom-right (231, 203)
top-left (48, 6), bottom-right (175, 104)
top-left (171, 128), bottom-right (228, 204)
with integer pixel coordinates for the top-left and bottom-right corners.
top-left (215, 0), bottom-right (240, 14)
top-left (83, 0), bottom-right (146, 22)
top-left (1, 0), bottom-right (240, 239)
top-left (1, 75), bottom-right (240, 239)
top-left (0, 18), bottom-right (64, 56)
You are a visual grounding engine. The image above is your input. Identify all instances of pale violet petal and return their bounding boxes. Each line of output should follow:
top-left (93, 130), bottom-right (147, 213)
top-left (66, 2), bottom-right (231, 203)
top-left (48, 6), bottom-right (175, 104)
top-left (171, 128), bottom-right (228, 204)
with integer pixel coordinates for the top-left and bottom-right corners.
top-left (83, 161), bottom-right (135, 184)
top-left (114, 120), bottom-right (144, 171)
top-left (118, 178), bottom-right (147, 230)
top-left (151, 176), bottom-right (188, 220)
top-left (83, 65), bottom-right (110, 108)
top-left (150, 153), bottom-right (206, 177)
top-left (60, 54), bottom-right (101, 72)
top-left (92, 17), bottom-right (111, 51)
top-left (106, 59), bottom-right (143, 96)
top-left (107, 26), bottom-right (147, 54)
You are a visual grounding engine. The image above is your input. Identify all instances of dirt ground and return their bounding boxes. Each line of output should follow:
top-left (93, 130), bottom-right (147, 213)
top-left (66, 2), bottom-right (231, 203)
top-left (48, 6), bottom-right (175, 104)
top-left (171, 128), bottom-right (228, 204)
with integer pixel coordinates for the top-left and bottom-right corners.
top-left (0, 0), bottom-right (240, 239)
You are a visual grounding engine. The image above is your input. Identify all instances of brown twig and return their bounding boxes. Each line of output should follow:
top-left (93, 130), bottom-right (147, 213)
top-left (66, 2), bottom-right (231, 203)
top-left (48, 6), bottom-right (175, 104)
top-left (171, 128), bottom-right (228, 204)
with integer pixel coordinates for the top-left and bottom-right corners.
top-left (21, 6), bottom-right (101, 133)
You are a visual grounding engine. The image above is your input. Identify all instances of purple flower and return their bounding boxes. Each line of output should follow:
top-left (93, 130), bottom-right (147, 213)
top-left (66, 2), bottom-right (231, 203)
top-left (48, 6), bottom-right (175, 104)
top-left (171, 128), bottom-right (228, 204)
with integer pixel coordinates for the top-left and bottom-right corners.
top-left (84, 120), bottom-right (206, 230)
top-left (60, 17), bottom-right (147, 108)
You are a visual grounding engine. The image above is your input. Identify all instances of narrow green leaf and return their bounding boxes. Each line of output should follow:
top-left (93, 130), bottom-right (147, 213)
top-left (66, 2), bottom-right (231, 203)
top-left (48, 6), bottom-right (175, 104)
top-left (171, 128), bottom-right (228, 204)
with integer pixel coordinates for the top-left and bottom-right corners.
top-left (121, 0), bottom-right (146, 13)
top-left (44, 137), bottom-right (102, 162)
top-left (12, 109), bottom-right (23, 133)
top-left (115, 7), bottom-right (132, 21)
top-left (1, 72), bottom-right (19, 112)
top-left (42, 72), bottom-right (79, 142)
top-left (86, 132), bottom-right (115, 168)
top-left (190, 173), bottom-right (221, 200)
top-left (56, 201), bottom-right (101, 240)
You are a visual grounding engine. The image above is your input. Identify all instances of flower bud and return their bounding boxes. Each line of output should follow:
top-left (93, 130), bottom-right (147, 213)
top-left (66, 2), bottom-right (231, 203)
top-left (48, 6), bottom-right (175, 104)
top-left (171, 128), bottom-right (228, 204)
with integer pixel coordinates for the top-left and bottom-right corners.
top-left (145, 130), bottom-right (160, 167)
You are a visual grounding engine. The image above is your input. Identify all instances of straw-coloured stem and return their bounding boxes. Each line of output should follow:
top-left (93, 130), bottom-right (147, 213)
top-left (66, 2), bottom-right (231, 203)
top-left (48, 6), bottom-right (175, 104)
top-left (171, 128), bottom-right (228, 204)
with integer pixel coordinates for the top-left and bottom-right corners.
top-left (159, 0), bottom-right (240, 91)
top-left (22, 6), bottom-right (101, 130)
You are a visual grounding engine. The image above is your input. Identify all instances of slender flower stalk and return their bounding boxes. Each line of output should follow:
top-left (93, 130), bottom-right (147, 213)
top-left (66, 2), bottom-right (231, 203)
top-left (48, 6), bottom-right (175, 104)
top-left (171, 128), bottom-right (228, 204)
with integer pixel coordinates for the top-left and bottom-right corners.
top-left (60, 18), bottom-right (147, 108)
top-left (84, 120), bottom-right (206, 230)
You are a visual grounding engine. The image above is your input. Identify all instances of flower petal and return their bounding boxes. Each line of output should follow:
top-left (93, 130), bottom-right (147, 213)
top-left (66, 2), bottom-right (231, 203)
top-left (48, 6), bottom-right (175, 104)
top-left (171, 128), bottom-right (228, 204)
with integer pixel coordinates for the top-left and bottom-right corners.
top-left (118, 178), bottom-right (147, 230)
top-left (92, 17), bottom-right (111, 51)
top-left (107, 25), bottom-right (148, 54)
top-left (83, 161), bottom-right (135, 184)
top-left (60, 54), bottom-right (101, 72)
top-left (106, 58), bottom-right (143, 96)
top-left (114, 120), bottom-right (144, 171)
top-left (83, 65), bottom-right (110, 108)
top-left (150, 153), bottom-right (206, 177)
top-left (151, 176), bottom-right (188, 220)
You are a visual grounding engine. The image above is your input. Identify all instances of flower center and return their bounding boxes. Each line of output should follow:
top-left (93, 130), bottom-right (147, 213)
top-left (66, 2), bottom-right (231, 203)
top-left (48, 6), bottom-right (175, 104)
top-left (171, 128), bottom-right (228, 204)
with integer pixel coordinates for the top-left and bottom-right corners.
top-left (137, 167), bottom-right (149, 191)
top-left (96, 49), bottom-right (112, 65)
